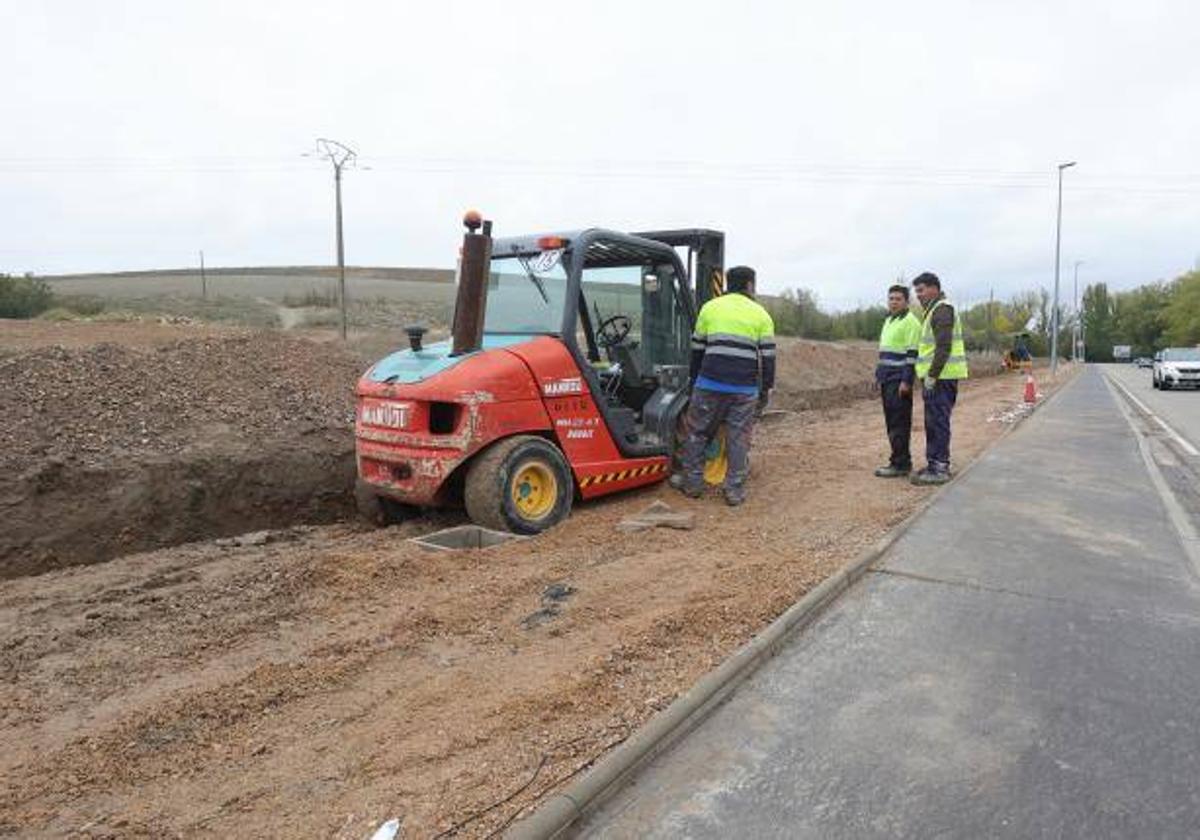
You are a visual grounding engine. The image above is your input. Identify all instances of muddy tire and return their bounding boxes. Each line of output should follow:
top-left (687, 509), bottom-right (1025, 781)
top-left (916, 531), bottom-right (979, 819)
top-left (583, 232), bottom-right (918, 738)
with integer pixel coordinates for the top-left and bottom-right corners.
top-left (464, 436), bottom-right (573, 534)
top-left (355, 479), bottom-right (415, 528)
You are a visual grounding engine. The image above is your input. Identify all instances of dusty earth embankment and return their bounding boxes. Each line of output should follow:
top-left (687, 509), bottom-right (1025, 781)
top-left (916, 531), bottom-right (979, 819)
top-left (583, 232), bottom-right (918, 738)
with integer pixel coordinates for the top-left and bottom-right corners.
top-left (0, 330), bottom-right (363, 578)
top-left (0, 323), bottom-right (995, 579)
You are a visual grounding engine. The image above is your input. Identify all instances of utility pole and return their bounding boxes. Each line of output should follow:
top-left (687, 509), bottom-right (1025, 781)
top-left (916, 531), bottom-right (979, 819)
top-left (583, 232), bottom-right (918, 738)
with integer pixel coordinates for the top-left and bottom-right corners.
top-left (1051, 161), bottom-right (1076, 376)
top-left (199, 250), bottom-right (207, 299)
top-left (308, 138), bottom-right (360, 340)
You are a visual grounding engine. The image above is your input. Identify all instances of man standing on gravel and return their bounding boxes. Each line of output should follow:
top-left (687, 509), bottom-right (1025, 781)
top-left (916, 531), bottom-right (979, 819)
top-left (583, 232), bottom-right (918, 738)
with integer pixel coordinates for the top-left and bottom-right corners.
top-left (873, 284), bottom-right (923, 478)
top-left (911, 272), bottom-right (968, 485)
top-left (672, 265), bottom-right (776, 506)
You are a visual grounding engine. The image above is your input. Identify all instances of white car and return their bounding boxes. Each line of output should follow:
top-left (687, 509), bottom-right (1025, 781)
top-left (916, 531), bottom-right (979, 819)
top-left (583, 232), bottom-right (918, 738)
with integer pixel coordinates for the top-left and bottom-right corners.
top-left (1153, 348), bottom-right (1200, 390)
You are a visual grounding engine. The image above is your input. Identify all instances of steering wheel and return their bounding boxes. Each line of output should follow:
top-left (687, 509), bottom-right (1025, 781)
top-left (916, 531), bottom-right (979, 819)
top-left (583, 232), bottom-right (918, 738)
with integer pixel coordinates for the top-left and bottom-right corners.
top-left (597, 314), bottom-right (632, 348)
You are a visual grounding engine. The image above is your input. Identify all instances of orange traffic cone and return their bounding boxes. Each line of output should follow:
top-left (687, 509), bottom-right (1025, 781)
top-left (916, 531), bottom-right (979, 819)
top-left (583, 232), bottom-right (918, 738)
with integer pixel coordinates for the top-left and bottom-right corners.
top-left (1024, 372), bottom-right (1038, 404)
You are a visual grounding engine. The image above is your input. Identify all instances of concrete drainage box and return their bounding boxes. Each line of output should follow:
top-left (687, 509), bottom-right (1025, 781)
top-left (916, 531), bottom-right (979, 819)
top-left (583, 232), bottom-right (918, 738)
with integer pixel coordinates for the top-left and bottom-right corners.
top-left (410, 525), bottom-right (525, 552)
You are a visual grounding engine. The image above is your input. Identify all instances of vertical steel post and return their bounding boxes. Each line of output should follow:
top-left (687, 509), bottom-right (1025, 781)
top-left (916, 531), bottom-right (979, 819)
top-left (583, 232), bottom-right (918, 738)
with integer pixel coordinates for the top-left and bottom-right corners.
top-left (1051, 161), bottom-right (1076, 376)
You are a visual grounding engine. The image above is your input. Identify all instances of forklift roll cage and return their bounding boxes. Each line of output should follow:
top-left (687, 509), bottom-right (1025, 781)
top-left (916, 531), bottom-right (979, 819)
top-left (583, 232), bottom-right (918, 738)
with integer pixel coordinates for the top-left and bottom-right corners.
top-left (488, 227), bottom-right (726, 459)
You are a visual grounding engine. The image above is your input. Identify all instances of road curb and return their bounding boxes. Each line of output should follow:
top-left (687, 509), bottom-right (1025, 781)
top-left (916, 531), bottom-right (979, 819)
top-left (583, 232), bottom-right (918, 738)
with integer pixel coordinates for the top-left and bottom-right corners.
top-left (506, 368), bottom-right (1081, 840)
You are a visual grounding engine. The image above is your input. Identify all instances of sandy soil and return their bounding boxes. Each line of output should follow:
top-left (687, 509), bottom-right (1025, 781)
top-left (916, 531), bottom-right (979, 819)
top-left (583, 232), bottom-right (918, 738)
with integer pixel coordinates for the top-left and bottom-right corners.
top-left (0, 363), bottom-right (1071, 838)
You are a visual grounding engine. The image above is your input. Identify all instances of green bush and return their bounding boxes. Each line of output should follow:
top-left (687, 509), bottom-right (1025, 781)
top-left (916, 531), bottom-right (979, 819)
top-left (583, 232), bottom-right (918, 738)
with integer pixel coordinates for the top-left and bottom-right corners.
top-left (0, 274), bottom-right (54, 319)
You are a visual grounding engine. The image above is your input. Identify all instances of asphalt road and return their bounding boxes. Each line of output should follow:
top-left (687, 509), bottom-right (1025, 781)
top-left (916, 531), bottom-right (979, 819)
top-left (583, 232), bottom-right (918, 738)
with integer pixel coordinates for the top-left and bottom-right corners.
top-left (577, 367), bottom-right (1200, 839)
top-left (1104, 362), bottom-right (1200, 455)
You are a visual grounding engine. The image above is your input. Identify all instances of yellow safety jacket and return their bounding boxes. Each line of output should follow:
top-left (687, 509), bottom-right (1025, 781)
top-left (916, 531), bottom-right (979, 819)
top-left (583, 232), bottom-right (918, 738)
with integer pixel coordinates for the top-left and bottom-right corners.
top-left (876, 310), bottom-right (922, 384)
top-left (915, 298), bottom-right (969, 380)
top-left (690, 292), bottom-right (776, 393)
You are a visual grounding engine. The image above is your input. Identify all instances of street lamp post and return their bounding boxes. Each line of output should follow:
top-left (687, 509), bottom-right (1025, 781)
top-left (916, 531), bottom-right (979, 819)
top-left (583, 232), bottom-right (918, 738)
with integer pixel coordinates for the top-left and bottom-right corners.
top-left (1051, 161), bottom-right (1076, 376)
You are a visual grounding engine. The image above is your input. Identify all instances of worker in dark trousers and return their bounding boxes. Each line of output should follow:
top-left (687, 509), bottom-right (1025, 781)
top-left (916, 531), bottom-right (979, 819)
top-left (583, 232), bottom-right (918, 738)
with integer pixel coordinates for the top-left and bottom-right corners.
top-left (911, 272), bottom-right (969, 485)
top-left (672, 265), bottom-right (776, 506)
top-left (874, 284), bottom-right (922, 477)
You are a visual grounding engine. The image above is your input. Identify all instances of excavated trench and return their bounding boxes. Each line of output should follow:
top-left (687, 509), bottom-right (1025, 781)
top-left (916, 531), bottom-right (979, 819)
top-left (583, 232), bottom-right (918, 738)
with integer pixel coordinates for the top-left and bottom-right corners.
top-left (1, 439), bottom-right (357, 580)
top-left (0, 331), bottom-right (367, 580)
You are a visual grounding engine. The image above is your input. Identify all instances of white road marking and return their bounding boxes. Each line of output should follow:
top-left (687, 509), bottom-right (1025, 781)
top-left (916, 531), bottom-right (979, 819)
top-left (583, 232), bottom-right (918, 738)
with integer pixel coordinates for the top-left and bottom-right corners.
top-left (1104, 376), bottom-right (1200, 579)
top-left (1107, 374), bottom-right (1200, 457)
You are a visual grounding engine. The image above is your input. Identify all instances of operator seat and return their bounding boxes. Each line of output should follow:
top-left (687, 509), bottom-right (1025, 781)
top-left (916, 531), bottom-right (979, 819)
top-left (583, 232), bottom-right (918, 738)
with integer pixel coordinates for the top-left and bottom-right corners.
top-left (612, 341), bottom-right (644, 389)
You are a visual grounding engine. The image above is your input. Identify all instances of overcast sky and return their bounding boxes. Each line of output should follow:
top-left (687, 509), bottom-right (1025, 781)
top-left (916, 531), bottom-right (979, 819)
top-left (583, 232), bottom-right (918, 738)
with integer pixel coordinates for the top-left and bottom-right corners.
top-left (5, 1), bottom-right (1199, 310)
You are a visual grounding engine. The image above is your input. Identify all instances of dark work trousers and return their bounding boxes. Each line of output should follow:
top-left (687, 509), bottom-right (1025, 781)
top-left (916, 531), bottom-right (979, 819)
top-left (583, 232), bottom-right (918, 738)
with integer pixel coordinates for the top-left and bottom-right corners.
top-left (880, 380), bottom-right (913, 470)
top-left (680, 388), bottom-right (759, 498)
top-left (922, 379), bottom-right (959, 472)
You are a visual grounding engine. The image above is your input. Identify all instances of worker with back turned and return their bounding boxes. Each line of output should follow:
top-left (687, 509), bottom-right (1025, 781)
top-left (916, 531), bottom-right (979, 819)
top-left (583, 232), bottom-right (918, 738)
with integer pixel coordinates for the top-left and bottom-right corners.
top-left (873, 284), bottom-right (923, 478)
top-left (673, 265), bottom-right (775, 506)
top-left (911, 272), bottom-right (969, 485)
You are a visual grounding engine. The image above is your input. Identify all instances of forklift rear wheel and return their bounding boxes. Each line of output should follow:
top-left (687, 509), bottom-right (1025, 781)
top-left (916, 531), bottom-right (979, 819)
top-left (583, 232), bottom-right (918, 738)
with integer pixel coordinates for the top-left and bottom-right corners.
top-left (464, 436), bottom-right (573, 534)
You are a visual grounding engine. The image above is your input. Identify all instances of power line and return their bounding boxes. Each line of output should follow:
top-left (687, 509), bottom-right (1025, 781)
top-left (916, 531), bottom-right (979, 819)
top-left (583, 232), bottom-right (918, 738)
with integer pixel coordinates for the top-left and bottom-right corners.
top-left (6, 154), bottom-right (1200, 194)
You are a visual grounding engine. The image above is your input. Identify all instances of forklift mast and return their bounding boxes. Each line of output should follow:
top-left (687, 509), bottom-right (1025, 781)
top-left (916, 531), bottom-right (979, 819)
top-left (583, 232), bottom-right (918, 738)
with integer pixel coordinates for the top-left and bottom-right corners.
top-left (633, 229), bottom-right (726, 309)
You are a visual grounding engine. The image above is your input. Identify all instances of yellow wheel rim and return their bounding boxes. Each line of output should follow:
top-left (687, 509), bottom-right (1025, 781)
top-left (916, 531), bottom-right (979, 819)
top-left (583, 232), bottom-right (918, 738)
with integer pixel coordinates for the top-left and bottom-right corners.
top-left (511, 462), bottom-right (557, 521)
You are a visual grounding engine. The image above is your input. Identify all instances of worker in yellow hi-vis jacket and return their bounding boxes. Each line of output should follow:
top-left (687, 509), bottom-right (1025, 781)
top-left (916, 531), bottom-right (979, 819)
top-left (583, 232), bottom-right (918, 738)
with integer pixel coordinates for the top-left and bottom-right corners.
top-left (873, 284), bottom-right (923, 478)
top-left (671, 265), bottom-right (775, 507)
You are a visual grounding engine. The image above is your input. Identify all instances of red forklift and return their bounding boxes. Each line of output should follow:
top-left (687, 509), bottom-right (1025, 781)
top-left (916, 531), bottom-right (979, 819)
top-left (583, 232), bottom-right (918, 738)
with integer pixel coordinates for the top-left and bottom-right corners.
top-left (354, 213), bottom-right (726, 533)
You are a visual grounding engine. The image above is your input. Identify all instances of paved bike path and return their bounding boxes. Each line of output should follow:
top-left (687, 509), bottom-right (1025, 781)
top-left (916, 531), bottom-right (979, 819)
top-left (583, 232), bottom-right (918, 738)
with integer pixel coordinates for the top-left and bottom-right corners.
top-left (579, 368), bottom-right (1200, 839)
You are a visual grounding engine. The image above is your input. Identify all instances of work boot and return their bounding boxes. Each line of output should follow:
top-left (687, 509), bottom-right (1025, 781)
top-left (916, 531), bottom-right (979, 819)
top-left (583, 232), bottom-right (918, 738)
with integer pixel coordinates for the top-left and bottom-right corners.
top-left (874, 464), bottom-right (910, 478)
top-left (910, 469), bottom-right (950, 486)
top-left (669, 473), bottom-right (704, 499)
top-left (723, 488), bottom-right (746, 507)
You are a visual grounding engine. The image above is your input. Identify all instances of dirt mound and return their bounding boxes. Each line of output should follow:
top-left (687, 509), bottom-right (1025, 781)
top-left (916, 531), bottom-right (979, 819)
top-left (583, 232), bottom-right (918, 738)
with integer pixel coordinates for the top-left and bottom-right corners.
top-left (0, 333), bottom-right (365, 578)
top-left (772, 339), bottom-right (1002, 411)
top-left (773, 339), bottom-right (879, 410)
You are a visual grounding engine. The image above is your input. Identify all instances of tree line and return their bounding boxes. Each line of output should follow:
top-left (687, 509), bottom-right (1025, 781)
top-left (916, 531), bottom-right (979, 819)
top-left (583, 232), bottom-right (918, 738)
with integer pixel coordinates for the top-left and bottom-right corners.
top-left (1080, 269), bottom-right (1200, 361)
top-left (765, 285), bottom-right (1075, 357)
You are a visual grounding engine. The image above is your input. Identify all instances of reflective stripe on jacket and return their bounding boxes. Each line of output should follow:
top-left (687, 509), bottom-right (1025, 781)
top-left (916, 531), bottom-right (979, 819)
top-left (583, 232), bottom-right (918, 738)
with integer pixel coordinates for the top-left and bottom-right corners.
top-left (915, 298), bottom-right (969, 380)
top-left (689, 292), bottom-right (776, 391)
top-left (876, 310), bottom-right (921, 384)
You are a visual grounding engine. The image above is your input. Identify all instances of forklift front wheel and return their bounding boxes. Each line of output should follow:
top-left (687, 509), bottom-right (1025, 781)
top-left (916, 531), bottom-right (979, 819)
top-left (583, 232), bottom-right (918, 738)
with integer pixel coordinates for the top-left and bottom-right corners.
top-left (464, 436), bottom-right (573, 534)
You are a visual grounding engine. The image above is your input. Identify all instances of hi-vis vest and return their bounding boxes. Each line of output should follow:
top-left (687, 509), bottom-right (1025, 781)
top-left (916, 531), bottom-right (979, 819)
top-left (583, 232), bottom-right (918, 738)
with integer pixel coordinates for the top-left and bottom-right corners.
top-left (690, 292), bottom-right (776, 390)
top-left (915, 298), bottom-right (969, 380)
top-left (877, 311), bottom-right (921, 379)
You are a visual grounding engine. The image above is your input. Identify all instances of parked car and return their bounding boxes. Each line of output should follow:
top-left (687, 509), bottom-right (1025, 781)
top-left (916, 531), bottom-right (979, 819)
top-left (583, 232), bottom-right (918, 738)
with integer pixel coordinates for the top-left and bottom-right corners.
top-left (1153, 348), bottom-right (1200, 390)
top-left (1135, 356), bottom-right (1154, 369)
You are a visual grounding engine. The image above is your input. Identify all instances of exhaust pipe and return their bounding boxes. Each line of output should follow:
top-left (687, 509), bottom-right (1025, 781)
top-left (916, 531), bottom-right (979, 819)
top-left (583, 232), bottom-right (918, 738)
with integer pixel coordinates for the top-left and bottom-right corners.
top-left (450, 210), bottom-right (492, 356)
top-left (404, 324), bottom-right (427, 352)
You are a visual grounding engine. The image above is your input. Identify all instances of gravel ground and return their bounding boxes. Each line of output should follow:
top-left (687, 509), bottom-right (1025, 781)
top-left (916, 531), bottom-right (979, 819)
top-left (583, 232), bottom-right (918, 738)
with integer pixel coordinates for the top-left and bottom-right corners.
top-left (0, 348), bottom-right (1071, 837)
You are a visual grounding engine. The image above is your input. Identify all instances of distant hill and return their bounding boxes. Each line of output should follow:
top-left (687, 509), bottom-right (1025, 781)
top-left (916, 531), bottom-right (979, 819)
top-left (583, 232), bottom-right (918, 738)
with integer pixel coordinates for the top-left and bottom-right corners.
top-left (41, 266), bottom-right (455, 284)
